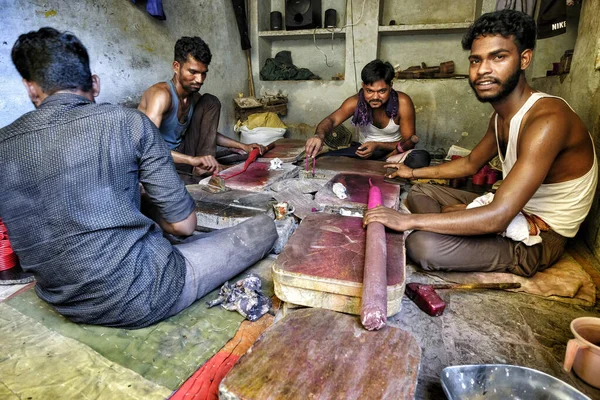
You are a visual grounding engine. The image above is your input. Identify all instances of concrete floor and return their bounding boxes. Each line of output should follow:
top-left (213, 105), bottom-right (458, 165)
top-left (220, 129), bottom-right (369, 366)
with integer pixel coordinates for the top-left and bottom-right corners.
top-left (392, 242), bottom-right (600, 399)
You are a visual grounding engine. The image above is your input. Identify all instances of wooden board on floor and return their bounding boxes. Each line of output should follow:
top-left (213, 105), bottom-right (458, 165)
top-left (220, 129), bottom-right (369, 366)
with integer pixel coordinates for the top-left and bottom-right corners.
top-left (257, 138), bottom-right (306, 163)
top-left (300, 156), bottom-right (389, 180)
top-left (315, 173), bottom-right (401, 210)
top-left (273, 213), bottom-right (406, 316)
top-left (200, 162), bottom-right (299, 192)
top-left (219, 308), bottom-right (421, 400)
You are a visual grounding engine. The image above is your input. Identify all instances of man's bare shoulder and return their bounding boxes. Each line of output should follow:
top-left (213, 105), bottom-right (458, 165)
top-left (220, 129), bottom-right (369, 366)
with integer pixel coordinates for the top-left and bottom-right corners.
top-left (396, 91), bottom-right (414, 106)
top-left (139, 82), bottom-right (172, 112)
top-left (523, 96), bottom-right (579, 138)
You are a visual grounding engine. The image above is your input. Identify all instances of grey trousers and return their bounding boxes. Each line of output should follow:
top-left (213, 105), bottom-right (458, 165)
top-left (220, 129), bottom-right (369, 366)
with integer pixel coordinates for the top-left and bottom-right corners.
top-left (164, 214), bottom-right (277, 317)
top-left (405, 184), bottom-right (567, 277)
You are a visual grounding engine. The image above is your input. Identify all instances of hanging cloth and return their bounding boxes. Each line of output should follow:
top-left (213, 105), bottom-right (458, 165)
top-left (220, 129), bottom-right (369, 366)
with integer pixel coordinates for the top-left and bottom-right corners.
top-left (495, 0), bottom-right (537, 16)
top-left (537, 0), bottom-right (567, 38)
top-left (131, 0), bottom-right (166, 21)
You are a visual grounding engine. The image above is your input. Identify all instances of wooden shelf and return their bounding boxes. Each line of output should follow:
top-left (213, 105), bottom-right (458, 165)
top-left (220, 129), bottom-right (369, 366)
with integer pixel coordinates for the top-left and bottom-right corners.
top-left (258, 28), bottom-right (345, 40)
top-left (378, 22), bottom-right (472, 35)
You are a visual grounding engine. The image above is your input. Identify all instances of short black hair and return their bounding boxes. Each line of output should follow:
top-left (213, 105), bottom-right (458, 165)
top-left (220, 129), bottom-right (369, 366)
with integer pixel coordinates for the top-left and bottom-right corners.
top-left (361, 60), bottom-right (395, 86)
top-left (11, 27), bottom-right (93, 93)
top-left (174, 37), bottom-right (212, 65)
top-left (462, 9), bottom-right (536, 54)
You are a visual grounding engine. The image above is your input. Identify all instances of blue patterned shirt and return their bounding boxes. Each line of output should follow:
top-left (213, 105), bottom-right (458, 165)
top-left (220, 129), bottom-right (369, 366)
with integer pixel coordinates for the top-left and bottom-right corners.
top-left (0, 93), bottom-right (195, 328)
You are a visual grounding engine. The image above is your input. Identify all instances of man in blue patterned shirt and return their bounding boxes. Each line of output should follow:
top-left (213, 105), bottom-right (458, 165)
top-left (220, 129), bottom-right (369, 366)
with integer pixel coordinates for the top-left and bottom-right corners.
top-left (0, 27), bottom-right (277, 328)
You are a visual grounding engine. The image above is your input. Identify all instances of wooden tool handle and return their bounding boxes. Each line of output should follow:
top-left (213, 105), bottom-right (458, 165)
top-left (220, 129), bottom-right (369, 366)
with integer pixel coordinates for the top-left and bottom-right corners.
top-left (431, 282), bottom-right (521, 290)
top-left (265, 142), bottom-right (276, 152)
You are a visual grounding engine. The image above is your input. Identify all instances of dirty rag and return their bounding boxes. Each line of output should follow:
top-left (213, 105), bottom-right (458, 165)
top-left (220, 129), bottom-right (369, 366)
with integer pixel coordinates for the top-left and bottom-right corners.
top-left (466, 192), bottom-right (543, 246)
top-left (206, 274), bottom-right (272, 321)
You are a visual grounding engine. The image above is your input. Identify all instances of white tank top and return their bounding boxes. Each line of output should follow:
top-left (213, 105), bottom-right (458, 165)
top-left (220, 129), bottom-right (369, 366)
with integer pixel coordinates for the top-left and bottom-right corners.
top-left (358, 118), bottom-right (401, 143)
top-left (495, 92), bottom-right (598, 238)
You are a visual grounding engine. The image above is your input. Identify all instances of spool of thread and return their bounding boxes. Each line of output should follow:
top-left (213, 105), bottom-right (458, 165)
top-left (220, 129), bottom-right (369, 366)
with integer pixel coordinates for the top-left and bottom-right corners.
top-left (486, 170), bottom-right (498, 185)
top-left (324, 9), bottom-right (337, 28)
top-left (270, 11), bottom-right (283, 31)
top-left (0, 219), bottom-right (18, 272)
top-left (472, 173), bottom-right (485, 186)
top-left (397, 135), bottom-right (420, 153)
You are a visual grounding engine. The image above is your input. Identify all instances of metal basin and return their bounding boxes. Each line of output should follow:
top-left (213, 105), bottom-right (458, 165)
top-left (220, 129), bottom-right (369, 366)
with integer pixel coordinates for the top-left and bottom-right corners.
top-left (441, 364), bottom-right (590, 400)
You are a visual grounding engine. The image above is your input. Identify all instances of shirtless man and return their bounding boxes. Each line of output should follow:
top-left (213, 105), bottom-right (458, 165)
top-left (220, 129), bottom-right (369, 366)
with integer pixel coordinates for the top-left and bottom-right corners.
top-left (139, 36), bottom-right (264, 176)
top-left (363, 10), bottom-right (597, 277)
top-left (305, 60), bottom-right (427, 165)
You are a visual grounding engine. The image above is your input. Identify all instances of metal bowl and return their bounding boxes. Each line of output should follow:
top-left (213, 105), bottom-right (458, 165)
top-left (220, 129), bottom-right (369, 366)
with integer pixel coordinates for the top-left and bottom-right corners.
top-left (441, 364), bottom-right (590, 400)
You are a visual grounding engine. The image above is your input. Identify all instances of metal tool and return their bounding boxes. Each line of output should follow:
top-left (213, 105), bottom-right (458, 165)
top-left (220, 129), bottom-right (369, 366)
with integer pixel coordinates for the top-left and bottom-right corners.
top-left (405, 282), bottom-right (521, 316)
top-left (305, 155), bottom-right (316, 177)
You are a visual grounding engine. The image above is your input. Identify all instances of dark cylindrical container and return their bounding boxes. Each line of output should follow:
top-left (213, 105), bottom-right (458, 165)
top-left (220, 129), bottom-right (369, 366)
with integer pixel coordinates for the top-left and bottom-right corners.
top-left (270, 11), bottom-right (283, 31)
top-left (324, 8), bottom-right (336, 28)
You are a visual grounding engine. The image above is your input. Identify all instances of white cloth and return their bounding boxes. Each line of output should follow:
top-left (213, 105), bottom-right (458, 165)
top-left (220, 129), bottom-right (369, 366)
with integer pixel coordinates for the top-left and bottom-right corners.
top-left (466, 193), bottom-right (542, 246)
top-left (495, 92), bottom-right (598, 238)
top-left (358, 119), bottom-right (401, 144)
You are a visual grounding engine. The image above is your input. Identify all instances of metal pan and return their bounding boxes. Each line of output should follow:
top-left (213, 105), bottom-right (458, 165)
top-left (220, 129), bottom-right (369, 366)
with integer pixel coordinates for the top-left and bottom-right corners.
top-left (441, 364), bottom-right (590, 400)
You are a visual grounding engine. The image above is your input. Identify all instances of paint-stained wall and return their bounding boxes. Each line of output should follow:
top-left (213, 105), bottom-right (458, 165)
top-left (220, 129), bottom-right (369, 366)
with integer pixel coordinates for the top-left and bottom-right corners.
top-left (532, 1), bottom-right (600, 258)
top-left (0, 0), bottom-right (248, 137)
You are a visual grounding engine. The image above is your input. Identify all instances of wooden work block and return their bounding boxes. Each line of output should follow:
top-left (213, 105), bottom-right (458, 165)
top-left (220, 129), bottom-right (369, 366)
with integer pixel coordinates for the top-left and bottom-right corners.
top-left (219, 308), bottom-right (421, 400)
top-left (299, 156), bottom-right (390, 180)
top-left (199, 162), bottom-right (299, 192)
top-left (273, 213), bottom-right (405, 316)
top-left (186, 185), bottom-right (275, 229)
top-left (257, 138), bottom-right (306, 163)
top-left (315, 173), bottom-right (401, 210)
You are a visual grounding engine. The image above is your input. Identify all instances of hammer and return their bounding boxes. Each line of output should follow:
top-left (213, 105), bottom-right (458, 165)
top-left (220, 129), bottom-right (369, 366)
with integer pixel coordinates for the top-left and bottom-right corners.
top-left (405, 282), bottom-right (521, 316)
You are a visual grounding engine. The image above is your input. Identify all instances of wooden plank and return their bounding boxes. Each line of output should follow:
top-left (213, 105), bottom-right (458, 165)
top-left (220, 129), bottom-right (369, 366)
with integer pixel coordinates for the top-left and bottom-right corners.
top-left (300, 156), bottom-right (389, 180)
top-left (315, 173), bottom-right (401, 210)
top-left (257, 138), bottom-right (306, 163)
top-left (200, 162), bottom-right (298, 192)
top-left (273, 213), bottom-right (406, 316)
top-left (220, 308), bottom-right (421, 400)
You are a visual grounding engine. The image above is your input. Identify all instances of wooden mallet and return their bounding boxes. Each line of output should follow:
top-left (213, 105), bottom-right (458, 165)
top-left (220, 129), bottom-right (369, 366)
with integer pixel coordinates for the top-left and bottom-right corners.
top-left (405, 282), bottom-right (521, 316)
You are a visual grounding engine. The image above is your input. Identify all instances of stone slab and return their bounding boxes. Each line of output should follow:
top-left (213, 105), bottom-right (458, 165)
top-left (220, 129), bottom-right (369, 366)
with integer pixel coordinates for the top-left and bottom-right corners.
top-left (257, 138), bottom-right (306, 163)
top-left (219, 308), bottom-right (421, 400)
top-left (315, 173), bottom-right (401, 210)
top-left (200, 162), bottom-right (298, 193)
top-left (273, 213), bottom-right (406, 316)
top-left (299, 156), bottom-right (390, 180)
top-left (186, 185), bottom-right (275, 230)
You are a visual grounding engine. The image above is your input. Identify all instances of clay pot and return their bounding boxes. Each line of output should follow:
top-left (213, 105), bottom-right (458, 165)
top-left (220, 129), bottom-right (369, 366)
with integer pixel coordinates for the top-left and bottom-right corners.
top-left (564, 317), bottom-right (600, 389)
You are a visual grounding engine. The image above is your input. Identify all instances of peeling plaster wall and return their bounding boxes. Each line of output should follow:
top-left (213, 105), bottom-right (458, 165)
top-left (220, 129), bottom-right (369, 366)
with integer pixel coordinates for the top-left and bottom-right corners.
top-left (532, 1), bottom-right (600, 259)
top-left (250, 0), bottom-right (497, 151)
top-left (0, 0), bottom-right (247, 137)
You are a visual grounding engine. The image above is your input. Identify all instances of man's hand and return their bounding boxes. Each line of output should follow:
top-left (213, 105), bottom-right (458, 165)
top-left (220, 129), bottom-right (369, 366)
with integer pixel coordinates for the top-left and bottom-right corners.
top-left (384, 163), bottom-right (414, 179)
top-left (355, 142), bottom-right (378, 158)
top-left (242, 143), bottom-right (266, 155)
top-left (362, 206), bottom-right (411, 232)
top-left (305, 136), bottom-right (324, 158)
top-left (190, 155), bottom-right (221, 173)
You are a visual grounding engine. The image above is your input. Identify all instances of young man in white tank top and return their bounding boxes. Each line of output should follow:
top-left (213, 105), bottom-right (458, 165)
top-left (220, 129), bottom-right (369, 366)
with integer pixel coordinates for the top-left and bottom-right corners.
top-left (305, 60), bottom-right (426, 164)
top-left (363, 10), bottom-right (597, 277)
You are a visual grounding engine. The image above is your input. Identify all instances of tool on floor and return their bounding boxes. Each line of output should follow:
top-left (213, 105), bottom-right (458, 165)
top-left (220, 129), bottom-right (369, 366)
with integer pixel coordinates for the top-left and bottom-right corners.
top-left (208, 143), bottom-right (276, 192)
top-left (361, 179), bottom-right (388, 331)
top-left (405, 282), bottom-right (521, 316)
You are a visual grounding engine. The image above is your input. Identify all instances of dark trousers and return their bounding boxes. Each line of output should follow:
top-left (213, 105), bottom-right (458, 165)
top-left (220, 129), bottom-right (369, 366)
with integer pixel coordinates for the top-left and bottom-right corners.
top-left (174, 93), bottom-right (221, 175)
top-left (405, 184), bottom-right (567, 277)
